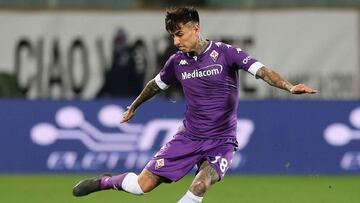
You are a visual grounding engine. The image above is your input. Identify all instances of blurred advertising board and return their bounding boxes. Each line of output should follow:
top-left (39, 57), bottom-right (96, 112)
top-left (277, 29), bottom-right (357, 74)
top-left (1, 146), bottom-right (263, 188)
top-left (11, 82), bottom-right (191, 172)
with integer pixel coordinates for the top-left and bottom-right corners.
top-left (0, 10), bottom-right (358, 99)
top-left (0, 99), bottom-right (359, 175)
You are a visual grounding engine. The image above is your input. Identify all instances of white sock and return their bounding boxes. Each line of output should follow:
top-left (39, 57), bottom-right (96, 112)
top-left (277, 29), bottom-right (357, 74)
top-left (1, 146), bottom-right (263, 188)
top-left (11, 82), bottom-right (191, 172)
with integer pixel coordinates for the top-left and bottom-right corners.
top-left (121, 172), bottom-right (144, 195)
top-left (178, 191), bottom-right (203, 203)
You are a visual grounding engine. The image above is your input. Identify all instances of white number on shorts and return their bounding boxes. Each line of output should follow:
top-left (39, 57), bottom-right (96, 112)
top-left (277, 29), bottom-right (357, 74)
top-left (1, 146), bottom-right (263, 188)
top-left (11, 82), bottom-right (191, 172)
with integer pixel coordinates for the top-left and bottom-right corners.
top-left (210, 156), bottom-right (229, 173)
top-left (219, 158), bottom-right (228, 173)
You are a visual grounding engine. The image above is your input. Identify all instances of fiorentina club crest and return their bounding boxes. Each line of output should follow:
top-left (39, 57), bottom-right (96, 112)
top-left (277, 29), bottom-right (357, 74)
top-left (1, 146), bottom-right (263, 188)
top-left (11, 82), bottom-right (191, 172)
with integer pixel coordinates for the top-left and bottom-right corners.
top-left (155, 158), bottom-right (165, 169)
top-left (210, 50), bottom-right (219, 62)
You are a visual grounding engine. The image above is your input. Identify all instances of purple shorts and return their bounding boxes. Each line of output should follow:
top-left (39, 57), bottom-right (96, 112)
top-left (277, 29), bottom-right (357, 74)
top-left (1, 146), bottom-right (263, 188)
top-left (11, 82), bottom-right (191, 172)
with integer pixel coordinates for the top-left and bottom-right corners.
top-left (145, 133), bottom-right (236, 182)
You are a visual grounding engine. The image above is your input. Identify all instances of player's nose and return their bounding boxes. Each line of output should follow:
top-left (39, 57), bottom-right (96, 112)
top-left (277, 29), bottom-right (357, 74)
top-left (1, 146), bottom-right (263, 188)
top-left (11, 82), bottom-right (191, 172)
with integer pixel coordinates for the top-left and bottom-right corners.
top-left (173, 37), bottom-right (180, 47)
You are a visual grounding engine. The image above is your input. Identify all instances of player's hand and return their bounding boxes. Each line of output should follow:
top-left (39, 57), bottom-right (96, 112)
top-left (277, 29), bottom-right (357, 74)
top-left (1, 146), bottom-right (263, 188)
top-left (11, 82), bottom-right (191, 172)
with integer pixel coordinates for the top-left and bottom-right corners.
top-left (120, 106), bottom-right (136, 124)
top-left (290, 84), bottom-right (317, 94)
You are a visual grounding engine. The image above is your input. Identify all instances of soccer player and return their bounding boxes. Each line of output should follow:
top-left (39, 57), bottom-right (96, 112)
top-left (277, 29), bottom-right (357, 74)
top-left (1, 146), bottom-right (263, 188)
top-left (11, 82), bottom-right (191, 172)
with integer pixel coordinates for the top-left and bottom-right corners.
top-left (72, 7), bottom-right (316, 203)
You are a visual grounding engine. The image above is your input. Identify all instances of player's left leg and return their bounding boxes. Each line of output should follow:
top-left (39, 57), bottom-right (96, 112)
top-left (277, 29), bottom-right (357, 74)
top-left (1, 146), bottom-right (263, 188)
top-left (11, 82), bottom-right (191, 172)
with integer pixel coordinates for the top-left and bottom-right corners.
top-left (72, 169), bottom-right (165, 197)
top-left (98, 168), bottom-right (165, 193)
top-left (178, 161), bottom-right (219, 203)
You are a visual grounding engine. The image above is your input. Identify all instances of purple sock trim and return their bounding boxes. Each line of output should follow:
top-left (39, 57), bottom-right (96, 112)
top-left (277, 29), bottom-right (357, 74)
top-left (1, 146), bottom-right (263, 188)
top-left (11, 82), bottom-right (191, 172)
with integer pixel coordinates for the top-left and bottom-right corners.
top-left (99, 176), bottom-right (112, 189)
top-left (100, 173), bottom-right (129, 190)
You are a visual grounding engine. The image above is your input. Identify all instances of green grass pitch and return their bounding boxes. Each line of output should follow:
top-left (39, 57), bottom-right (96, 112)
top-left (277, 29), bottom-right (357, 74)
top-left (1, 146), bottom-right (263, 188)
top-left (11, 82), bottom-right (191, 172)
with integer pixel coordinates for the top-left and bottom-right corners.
top-left (0, 175), bottom-right (359, 203)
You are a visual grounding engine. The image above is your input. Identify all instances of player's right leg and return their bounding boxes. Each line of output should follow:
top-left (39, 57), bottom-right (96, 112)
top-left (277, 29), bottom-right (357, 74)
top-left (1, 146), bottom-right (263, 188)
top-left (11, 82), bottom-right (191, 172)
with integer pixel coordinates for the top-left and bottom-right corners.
top-left (178, 141), bottom-right (236, 203)
top-left (178, 161), bottom-right (219, 203)
top-left (72, 169), bottom-right (163, 197)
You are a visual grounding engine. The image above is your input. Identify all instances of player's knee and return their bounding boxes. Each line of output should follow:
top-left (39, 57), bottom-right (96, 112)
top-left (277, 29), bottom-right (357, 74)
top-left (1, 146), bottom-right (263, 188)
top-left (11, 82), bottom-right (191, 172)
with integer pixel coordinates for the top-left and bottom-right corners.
top-left (190, 179), bottom-right (209, 196)
top-left (137, 170), bottom-right (163, 193)
top-left (138, 184), bottom-right (153, 193)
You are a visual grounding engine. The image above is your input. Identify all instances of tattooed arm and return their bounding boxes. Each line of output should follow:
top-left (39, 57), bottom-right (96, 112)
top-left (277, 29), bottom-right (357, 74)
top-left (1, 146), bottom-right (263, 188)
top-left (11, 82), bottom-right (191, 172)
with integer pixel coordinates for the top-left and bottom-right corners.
top-left (120, 79), bottom-right (162, 123)
top-left (255, 66), bottom-right (317, 94)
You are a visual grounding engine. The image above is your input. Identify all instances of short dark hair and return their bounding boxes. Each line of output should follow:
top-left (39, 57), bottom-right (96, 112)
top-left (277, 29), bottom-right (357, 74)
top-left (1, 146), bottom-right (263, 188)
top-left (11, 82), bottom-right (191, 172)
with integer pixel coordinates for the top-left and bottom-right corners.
top-left (165, 7), bottom-right (199, 33)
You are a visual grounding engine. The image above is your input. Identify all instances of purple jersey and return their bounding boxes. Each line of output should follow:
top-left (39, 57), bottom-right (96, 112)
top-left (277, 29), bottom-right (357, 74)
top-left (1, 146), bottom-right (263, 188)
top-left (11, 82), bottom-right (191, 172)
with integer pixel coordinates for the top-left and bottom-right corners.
top-left (155, 41), bottom-right (263, 142)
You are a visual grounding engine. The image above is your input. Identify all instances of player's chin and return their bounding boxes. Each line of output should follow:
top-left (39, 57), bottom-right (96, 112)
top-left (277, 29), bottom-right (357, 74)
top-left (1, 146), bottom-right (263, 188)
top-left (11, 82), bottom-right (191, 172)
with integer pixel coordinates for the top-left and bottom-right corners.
top-left (178, 47), bottom-right (188, 52)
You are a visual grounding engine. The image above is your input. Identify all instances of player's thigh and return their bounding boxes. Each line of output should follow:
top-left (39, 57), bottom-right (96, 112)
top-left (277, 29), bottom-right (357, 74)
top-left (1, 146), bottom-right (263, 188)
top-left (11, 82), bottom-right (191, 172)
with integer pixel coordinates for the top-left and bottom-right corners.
top-left (202, 143), bottom-right (235, 181)
top-left (145, 134), bottom-right (203, 182)
top-left (188, 161), bottom-right (219, 196)
top-left (138, 169), bottom-right (164, 193)
top-left (195, 160), bottom-right (220, 185)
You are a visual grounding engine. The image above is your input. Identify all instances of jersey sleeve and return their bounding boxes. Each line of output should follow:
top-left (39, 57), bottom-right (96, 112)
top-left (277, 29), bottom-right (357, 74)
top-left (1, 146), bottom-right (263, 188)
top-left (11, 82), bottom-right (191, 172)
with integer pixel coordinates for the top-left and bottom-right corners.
top-left (224, 44), bottom-right (264, 77)
top-left (154, 54), bottom-right (177, 90)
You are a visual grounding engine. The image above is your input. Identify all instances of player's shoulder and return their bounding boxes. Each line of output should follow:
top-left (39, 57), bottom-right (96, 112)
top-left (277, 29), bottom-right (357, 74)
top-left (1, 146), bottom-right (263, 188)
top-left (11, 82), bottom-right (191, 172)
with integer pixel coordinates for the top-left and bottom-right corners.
top-left (162, 51), bottom-right (187, 69)
top-left (173, 50), bottom-right (185, 58)
top-left (166, 51), bottom-right (183, 63)
top-left (213, 41), bottom-right (242, 53)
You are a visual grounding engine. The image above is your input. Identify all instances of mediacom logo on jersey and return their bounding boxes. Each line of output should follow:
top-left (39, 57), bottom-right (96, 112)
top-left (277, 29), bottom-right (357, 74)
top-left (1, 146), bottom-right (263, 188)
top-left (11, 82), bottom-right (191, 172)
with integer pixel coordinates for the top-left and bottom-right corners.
top-left (181, 64), bottom-right (223, 80)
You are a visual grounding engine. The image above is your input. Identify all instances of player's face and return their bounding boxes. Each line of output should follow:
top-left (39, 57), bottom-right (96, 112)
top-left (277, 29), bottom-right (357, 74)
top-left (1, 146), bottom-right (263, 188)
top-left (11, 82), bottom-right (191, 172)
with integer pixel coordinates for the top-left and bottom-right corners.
top-left (170, 22), bottom-right (199, 53)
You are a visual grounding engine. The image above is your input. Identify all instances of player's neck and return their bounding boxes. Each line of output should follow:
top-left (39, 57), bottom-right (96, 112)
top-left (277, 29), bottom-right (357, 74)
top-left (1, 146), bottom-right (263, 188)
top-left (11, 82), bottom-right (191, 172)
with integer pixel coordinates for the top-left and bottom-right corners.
top-left (193, 37), bottom-right (209, 55)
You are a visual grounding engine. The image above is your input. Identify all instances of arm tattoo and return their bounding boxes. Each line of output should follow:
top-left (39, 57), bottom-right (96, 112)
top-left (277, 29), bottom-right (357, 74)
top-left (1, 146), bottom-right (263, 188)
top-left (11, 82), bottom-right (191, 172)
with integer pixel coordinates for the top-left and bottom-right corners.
top-left (129, 79), bottom-right (161, 110)
top-left (256, 67), bottom-right (293, 92)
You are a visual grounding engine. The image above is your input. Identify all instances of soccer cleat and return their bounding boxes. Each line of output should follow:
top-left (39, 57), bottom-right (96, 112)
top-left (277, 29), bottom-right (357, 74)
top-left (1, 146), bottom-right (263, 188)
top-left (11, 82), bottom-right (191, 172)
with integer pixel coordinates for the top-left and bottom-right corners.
top-left (72, 174), bottom-right (112, 197)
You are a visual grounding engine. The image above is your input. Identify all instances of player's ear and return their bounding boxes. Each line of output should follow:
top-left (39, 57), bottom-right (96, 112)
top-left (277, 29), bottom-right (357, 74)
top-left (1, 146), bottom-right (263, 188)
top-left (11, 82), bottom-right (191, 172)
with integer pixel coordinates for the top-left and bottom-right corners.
top-left (194, 23), bottom-right (200, 33)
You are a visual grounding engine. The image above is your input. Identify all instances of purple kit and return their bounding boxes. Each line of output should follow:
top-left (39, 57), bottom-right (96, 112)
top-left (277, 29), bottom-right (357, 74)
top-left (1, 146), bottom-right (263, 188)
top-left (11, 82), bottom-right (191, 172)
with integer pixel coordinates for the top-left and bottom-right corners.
top-left (149, 41), bottom-right (263, 181)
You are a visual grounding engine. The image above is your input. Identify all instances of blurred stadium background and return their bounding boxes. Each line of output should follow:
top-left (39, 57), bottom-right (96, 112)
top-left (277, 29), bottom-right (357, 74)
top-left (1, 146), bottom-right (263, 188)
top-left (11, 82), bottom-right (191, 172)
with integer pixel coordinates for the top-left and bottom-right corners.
top-left (0, 0), bottom-right (359, 202)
